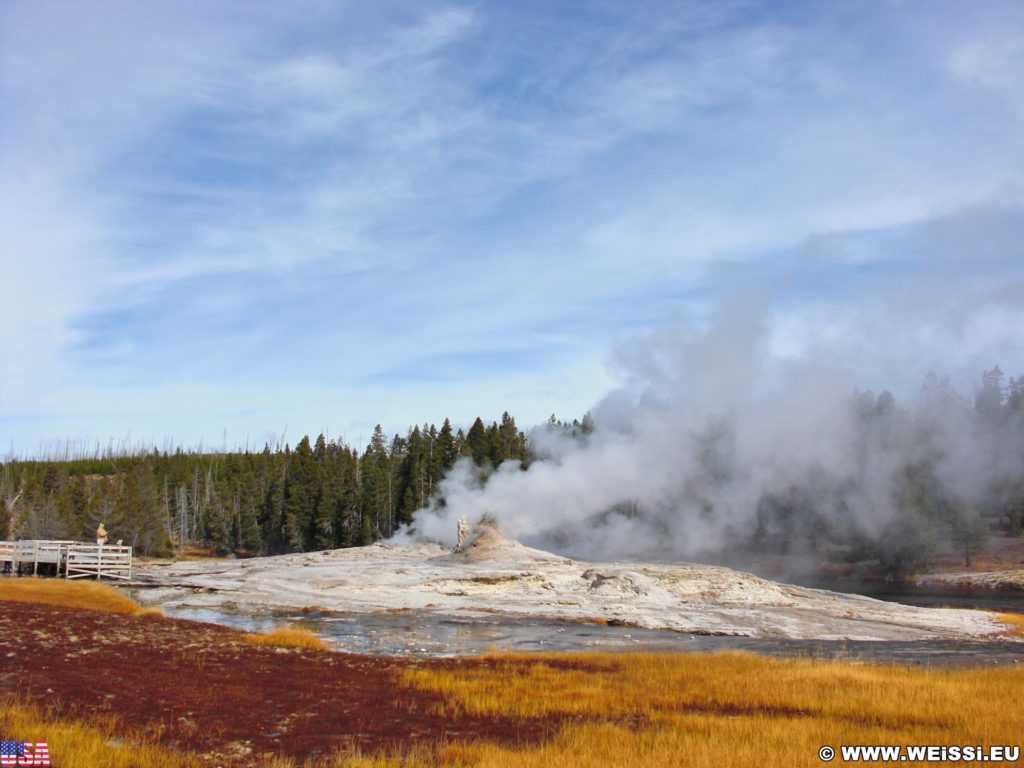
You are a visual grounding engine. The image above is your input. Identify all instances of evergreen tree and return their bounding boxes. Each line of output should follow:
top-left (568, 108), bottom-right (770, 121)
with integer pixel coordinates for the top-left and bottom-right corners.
top-left (266, 474), bottom-right (287, 552)
top-left (56, 475), bottom-right (89, 540)
top-left (360, 426), bottom-right (392, 540)
top-left (336, 448), bottom-right (361, 546)
top-left (235, 451), bottom-right (263, 552)
top-left (948, 505), bottom-right (989, 567)
top-left (396, 426), bottom-right (426, 525)
top-left (466, 417), bottom-right (488, 466)
top-left (496, 411), bottom-right (525, 463)
top-left (435, 419), bottom-right (457, 475)
top-left (311, 439), bottom-right (342, 550)
top-left (284, 436), bottom-right (318, 551)
top-left (12, 386), bottom-right (1021, 572)
top-left (454, 427), bottom-right (467, 459)
top-left (975, 366), bottom-right (1005, 423)
top-left (111, 469), bottom-right (146, 549)
top-left (1007, 377), bottom-right (1024, 415)
top-left (580, 411), bottom-right (596, 435)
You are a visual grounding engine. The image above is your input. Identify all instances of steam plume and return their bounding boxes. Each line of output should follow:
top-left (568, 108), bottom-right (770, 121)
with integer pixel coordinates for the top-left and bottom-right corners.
top-left (401, 294), bottom-right (1024, 565)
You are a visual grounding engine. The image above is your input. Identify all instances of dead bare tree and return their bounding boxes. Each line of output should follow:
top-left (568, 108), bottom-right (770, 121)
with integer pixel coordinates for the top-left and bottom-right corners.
top-left (2, 490), bottom-right (22, 539)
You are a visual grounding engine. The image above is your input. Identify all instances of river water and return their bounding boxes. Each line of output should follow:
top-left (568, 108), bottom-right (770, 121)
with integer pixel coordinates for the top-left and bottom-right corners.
top-left (156, 603), bottom-right (1024, 667)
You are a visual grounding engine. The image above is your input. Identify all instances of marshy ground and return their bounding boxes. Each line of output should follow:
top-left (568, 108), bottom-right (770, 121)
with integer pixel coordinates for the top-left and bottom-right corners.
top-left (2, 579), bottom-right (1024, 767)
top-left (0, 594), bottom-right (553, 764)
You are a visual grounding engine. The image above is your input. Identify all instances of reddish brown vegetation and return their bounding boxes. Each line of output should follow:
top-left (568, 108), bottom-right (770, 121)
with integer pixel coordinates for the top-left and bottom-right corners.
top-left (0, 600), bottom-right (568, 763)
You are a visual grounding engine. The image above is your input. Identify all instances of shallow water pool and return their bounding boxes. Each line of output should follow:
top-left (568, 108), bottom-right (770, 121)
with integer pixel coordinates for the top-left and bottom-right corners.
top-left (157, 603), bottom-right (1024, 667)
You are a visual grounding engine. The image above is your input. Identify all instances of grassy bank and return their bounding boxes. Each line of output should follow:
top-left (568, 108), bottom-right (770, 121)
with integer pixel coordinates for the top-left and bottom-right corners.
top-left (998, 612), bottom-right (1024, 636)
top-left (0, 577), bottom-right (149, 614)
top-left (400, 651), bottom-right (1024, 768)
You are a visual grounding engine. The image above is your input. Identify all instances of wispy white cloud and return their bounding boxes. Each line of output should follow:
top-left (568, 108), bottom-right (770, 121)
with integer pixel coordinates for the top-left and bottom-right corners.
top-left (2, 0), bottom-right (1024, 452)
top-left (947, 1), bottom-right (1024, 117)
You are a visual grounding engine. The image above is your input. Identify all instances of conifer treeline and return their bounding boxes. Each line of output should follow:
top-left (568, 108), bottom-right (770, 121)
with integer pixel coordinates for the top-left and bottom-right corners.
top-left (0, 413), bottom-right (531, 556)
top-left (4, 365), bottom-right (1022, 575)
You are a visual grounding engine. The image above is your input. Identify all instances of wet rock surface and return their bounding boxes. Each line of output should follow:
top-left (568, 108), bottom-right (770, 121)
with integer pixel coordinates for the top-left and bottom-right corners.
top-left (133, 523), bottom-right (1012, 642)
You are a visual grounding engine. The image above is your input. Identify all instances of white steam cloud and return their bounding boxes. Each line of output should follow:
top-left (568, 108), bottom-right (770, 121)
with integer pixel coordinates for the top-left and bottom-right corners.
top-left (399, 290), bottom-right (1024, 563)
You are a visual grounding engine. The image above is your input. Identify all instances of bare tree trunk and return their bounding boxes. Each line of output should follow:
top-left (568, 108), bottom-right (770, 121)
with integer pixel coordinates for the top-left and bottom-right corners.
top-left (192, 465), bottom-right (201, 544)
top-left (163, 476), bottom-right (173, 543)
top-left (4, 490), bottom-right (23, 539)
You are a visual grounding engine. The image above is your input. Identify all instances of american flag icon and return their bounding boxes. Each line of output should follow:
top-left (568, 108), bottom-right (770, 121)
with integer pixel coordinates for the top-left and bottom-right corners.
top-left (0, 740), bottom-right (50, 766)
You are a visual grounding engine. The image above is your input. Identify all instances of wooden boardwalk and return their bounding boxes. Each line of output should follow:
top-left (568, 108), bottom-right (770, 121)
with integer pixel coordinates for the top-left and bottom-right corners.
top-left (0, 539), bottom-right (132, 580)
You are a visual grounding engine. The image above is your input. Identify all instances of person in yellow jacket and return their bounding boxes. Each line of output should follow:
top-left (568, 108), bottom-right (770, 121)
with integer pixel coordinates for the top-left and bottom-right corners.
top-left (96, 522), bottom-right (108, 547)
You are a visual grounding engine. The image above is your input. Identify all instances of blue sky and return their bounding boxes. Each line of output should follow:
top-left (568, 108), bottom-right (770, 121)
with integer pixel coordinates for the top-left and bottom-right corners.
top-left (2, 0), bottom-right (1023, 455)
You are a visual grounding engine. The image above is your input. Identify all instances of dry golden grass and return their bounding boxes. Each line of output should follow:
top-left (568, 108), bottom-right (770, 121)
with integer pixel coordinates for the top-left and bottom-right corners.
top-left (394, 651), bottom-right (1024, 768)
top-left (243, 625), bottom-right (331, 652)
top-left (0, 697), bottom-right (203, 768)
top-left (4, 649), bottom-right (1023, 767)
top-left (0, 694), bottom-right (409, 768)
top-left (0, 696), bottom-right (366, 768)
top-left (997, 612), bottom-right (1024, 637)
top-left (0, 578), bottom-right (145, 614)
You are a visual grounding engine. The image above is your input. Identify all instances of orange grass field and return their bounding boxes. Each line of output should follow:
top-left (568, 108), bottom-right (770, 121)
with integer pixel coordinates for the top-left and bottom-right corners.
top-left (2, 579), bottom-right (1023, 767)
top-left (997, 612), bottom-right (1024, 636)
top-left (0, 577), bottom-right (160, 615)
top-left (243, 625), bottom-right (333, 651)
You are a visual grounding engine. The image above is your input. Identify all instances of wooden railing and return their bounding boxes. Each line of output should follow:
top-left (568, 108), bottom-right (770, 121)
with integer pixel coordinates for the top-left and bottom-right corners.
top-left (0, 541), bottom-right (13, 567)
top-left (65, 543), bottom-right (133, 581)
top-left (0, 539), bottom-right (132, 580)
top-left (19, 540), bottom-right (78, 575)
